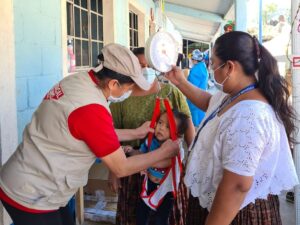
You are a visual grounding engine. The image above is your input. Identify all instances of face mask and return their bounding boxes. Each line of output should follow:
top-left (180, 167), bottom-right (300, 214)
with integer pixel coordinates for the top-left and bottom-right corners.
top-left (210, 63), bottom-right (229, 92)
top-left (142, 67), bottom-right (157, 84)
top-left (108, 90), bottom-right (132, 103)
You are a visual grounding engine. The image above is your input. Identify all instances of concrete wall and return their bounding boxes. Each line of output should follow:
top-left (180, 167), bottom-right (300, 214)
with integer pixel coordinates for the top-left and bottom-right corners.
top-left (234, 0), bottom-right (247, 32)
top-left (0, 0), bottom-right (18, 223)
top-left (12, 0), bottom-right (168, 141)
top-left (114, 0), bottom-right (130, 46)
top-left (14, 0), bottom-right (63, 141)
top-left (103, 0), bottom-right (115, 45)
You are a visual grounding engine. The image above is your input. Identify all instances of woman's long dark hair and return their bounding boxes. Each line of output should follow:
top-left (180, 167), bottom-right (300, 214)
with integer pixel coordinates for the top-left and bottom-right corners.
top-left (214, 31), bottom-right (296, 145)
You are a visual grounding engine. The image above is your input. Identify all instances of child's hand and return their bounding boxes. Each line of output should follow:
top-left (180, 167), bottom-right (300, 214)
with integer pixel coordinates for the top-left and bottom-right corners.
top-left (140, 170), bottom-right (147, 176)
top-left (122, 145), bottom-right (134, 154)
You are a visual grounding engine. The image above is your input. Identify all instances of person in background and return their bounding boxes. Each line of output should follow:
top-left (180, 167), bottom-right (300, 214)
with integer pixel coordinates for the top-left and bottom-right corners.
top-left (177, 53), bottom-right (190, 79)
top-left (165, 31), bottom-right (299, 225)
top-left (109, 47), bottom-right (195, 225)
top-left (223, 21), bottom-right (235, 33)
top-left (181, 55), bottom-right (189, 70)
top-left (0, 44), bottom-right (180, 225)
top-left (276, 15), bottom-right (290, 34)
top-left (203, 50), bottom-right (210, 69)
top-left (186, 49), bottom-right (209, 127)
top-left (176, 53), bottom-right (184, 68)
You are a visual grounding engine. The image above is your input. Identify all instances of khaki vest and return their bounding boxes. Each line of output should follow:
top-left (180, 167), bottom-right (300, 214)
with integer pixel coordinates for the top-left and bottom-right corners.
top-left (0, 72), bottom-right (110, 210)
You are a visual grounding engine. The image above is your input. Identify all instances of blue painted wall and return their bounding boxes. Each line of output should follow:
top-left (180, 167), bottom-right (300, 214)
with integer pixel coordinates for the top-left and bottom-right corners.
top-left (115, 0), bottom-right (129, 46)
top-left (14, 0), bottom-right (63, 141)
top-left (12, 0), bottom-right (162, 141)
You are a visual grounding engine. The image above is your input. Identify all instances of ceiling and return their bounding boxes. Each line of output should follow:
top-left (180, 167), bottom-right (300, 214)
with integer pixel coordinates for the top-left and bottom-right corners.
top-left (164, 0), bottom-right (235, 43)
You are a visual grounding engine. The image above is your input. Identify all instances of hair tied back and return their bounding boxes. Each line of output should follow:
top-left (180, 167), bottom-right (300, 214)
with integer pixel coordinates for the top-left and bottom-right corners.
top-left (252, 36), bottom-right (261, 63)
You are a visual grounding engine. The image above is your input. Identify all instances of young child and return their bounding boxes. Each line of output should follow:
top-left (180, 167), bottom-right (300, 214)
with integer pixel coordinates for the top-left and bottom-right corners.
top-left (123, 109), bottom-right (189, 225)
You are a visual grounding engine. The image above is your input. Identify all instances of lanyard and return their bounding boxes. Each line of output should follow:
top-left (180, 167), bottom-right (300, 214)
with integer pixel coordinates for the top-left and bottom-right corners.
top-left (190, 83), bottom-right (258, 150)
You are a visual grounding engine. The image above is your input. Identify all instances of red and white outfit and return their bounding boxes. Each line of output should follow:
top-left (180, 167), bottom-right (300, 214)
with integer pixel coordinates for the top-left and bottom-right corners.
top-left (0, 70), bottom-right (120, 212)
top-left (140, 98), bottom-right (184, 210)
top-left (140, 144), bottom-right (184, 210)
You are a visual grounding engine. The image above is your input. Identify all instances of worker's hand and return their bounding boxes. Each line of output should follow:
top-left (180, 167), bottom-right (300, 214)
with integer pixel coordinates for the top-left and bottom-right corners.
top-left (135, 121), bottom-right (154, 139)
top-left (108, 171), bottom-right (121, 193)
top-left (165, 66), bottom-right (186, 87)
top-left (160, 139), bottom-right (180, 158)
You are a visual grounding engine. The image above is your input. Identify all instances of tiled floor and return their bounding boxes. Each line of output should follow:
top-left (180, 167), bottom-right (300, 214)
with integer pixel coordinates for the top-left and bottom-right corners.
top-left (83, 192), bottom-right (296, 225)
top-left (280, 192), bottom-right (295, 225)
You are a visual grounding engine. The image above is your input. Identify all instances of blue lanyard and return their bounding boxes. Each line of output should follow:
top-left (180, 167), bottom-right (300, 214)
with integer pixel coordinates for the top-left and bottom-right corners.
top-left (191, 83), bottom-right (258, 150)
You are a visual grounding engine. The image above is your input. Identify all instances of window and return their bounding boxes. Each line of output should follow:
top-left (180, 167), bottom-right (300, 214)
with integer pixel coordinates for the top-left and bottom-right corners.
top-left (183, 39), bottom-right (209, 56)
top-left (129, 11), bottom-right (139, 50)
top-left (67, 0), bottom-right (103, 68)
top-left (182, 39), bottom-right (209, 68)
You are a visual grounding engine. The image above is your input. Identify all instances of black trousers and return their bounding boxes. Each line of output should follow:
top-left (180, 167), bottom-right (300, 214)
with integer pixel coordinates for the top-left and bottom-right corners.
top-left (1, 200), bottom-right (75, 225)
top-left (136, 179), bottom-right (174, 225)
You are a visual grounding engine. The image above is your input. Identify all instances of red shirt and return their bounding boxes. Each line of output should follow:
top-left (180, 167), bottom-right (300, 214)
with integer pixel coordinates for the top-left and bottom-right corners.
top-left (68, 103), bottom-right (120, 157)
top-left (0, 76), bottom-right (120, 212)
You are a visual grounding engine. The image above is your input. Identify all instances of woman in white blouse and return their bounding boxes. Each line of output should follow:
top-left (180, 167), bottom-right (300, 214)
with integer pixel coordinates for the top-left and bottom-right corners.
top-left (165, 31), bottom-right (299, 225)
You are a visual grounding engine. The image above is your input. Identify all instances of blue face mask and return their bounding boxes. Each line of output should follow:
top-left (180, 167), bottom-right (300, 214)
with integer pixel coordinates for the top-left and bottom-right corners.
top-left (210, 63), bottom-right (229, 92)
top-left (142, 67), bottom-right (157, 84)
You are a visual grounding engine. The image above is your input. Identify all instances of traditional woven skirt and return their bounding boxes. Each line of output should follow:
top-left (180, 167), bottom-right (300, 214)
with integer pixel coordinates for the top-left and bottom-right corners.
top-left (186, 194), bottom-right (282, 225)
top-left (116, 173), bottom-right (189, 225)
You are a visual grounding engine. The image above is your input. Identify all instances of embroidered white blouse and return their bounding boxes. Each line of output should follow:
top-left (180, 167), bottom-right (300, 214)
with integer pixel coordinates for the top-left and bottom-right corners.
top-left (184, 91), bottom-right (299, 211)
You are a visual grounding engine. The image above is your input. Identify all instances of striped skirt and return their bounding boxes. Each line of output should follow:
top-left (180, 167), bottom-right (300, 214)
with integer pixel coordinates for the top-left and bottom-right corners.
top-left (186, 194), bottom-right (282, 225)
top-left (116, 173), bottom-right (189, 225)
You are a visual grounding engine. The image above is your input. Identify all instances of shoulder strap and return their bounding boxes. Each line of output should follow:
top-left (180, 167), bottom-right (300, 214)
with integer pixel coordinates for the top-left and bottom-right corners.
top-left (147, 98), bottom-right (161, 149)
top-left (163, 98), bottom-right (177, 141)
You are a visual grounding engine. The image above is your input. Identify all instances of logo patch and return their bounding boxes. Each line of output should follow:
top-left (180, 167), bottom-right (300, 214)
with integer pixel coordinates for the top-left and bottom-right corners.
top-left (44, 83), bottom-right (64, 100)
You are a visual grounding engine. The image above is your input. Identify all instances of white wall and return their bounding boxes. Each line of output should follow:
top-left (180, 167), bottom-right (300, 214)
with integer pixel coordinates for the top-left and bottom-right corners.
top-left (0, 0), bottom-right (18, 224)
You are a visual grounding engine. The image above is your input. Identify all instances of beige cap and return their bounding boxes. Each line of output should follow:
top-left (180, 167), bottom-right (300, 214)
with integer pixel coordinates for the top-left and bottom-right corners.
top-left (101, 43), bottom-right (150, 90)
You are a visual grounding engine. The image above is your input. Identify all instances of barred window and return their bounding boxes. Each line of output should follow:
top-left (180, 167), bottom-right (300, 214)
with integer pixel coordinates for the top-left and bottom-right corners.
top-left (67, 0), bottom-right (103, 68)
top-left (129, 11), bottom-right (139, 50)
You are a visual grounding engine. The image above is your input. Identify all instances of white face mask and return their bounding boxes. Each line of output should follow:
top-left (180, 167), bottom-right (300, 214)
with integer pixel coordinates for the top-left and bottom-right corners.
top-left (210, 63), bottom-right (229, 92)
top-left (108, 90), bottom-right (132, 103)
top-left (142, 67), bottom-right (157, 84)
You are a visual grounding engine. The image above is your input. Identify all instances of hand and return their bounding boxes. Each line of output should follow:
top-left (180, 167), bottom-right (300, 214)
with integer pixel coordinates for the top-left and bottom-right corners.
top-left (140, 170), bottom-right (147, 176)
top-left (122, 145), bottom-right (134, 154)
top-left (165, 66), bottom-right (186, 86)
top-left (108, 172), bottom-right (121, 193)
top-left (160, 139), bottom-right (180, 158)
top-left (135, 121), bottom-right (154, 139)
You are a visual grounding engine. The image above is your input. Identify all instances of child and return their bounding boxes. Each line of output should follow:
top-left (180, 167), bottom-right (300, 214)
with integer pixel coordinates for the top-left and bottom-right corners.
top-left (123, 109), bottom-right (189, 225)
